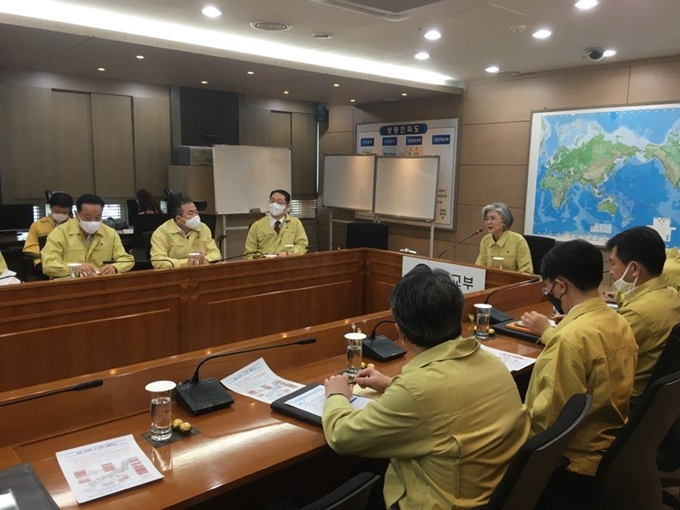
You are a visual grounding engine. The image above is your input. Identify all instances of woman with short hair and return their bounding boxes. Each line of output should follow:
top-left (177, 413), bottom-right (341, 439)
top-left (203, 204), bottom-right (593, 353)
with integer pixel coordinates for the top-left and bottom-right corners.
top-left (476, 202), bottom-right (533, 273)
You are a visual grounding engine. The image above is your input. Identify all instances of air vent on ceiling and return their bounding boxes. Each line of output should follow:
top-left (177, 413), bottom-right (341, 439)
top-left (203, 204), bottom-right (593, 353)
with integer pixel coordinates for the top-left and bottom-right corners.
top-left (250, 21), bottom-right (292, 32)
top-left (310, 0), bottom-right (443, 21)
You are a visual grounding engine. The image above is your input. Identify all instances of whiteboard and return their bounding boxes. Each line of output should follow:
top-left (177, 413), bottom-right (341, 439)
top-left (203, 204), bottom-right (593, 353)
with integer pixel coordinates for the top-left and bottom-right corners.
top-left (212, 145), bottom-right (291, 215)
top-left (323, 154), bottom-right (375, 211)
top-left (374, 156), bottom-right (439, 221)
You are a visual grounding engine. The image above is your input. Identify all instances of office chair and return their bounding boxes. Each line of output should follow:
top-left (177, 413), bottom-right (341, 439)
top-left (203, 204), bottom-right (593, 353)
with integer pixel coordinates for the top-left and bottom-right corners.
top-left (345, 222), bottom-right (389, 250)
top-left (163, 188), bottom-right (183, 216)
top-left (194, 200), bottom-right (208, 212)
top-left (126, 199), bottom-right (139, 227)
top-left (484, 393), bottom-right (592, 510)
top-left (299, 472), bottom-right (380, 510)
top-left (523, 235), bottom-right (555, 274)
top-left (595, 371), bottom-right (680, 510)
top-left (200, 213), bottom-right (217, 238)
top-left (131, 214), bottom-right (171, 270)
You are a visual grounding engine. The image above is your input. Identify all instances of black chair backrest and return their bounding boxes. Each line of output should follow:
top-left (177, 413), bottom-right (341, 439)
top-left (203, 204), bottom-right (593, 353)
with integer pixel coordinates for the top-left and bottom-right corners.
top-left (131, 214), bottom-right (170, 269)
top-left (485, 393), bottom-right (592, 510)
top-left (523, 235), bottom-right (556, 274)
top-left (346, 222), bottom-right (389, 250)
top-left (126, 199), bottom-right (139, 227)
top-left (596, 371), bottom-right (680, 510)
top-left (200, 213), bottom-right (217, 239)
top-left (38, 236), bottom-right (48, 251)
top-left (299, 472), bottom-right (380, 510)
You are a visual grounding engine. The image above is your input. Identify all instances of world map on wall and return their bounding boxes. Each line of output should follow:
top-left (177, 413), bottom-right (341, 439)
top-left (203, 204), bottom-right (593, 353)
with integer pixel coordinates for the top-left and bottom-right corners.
top-left (525, 105), bottom-right (680, 247)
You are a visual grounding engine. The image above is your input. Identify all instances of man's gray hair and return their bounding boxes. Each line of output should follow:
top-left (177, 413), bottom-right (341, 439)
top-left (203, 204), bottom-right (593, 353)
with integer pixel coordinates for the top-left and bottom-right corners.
top-left (482, 202), bottom-right (514, 230)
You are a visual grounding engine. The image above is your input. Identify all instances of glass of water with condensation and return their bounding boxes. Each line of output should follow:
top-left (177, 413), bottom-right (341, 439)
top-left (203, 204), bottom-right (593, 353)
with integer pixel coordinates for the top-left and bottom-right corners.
top-left (145, 381), bottom-right (176, 441)
top-left (344, 332), bottom-right (365, 382)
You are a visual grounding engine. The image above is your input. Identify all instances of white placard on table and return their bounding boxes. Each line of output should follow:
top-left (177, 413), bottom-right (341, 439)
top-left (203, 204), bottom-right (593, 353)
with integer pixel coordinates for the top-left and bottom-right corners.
top-left (402, 256), bottom-right (486, 294)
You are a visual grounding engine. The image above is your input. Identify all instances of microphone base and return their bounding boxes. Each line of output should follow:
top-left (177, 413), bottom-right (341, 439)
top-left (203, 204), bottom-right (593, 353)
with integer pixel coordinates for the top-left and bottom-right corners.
top-left (362, 335), bottom-right (407, 362)
top-left (176, 378), bottom-right (235, 416)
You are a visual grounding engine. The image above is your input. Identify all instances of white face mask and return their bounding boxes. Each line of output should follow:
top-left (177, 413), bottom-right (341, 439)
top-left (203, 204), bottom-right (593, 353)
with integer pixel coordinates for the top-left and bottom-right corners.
top-left (183, 215), bottom-right (201, 230)
top-left (269, 202), bottom-right (286, 216)
top-left (78, 216), bottom-right (101, 235)
top-left (612, 262), bottom-right (638, 298)
top-left (51, 213), bottom-right (69, 224)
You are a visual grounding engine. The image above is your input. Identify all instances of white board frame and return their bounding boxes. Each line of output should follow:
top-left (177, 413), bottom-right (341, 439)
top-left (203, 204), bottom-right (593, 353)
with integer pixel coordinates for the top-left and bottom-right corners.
top-left (374, 156), bottom-right (439, 222)
top-left (212, 145), bottom-right (291, 215)
top-left (322, 154), bottom-right (375, 212)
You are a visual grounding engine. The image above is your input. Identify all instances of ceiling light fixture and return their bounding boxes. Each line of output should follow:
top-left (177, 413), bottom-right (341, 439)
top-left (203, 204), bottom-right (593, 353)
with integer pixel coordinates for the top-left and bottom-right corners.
top-left (201, 80), bottom-right (208, 84)
top-left (350, 99), bottom-right (356, 103)
top-left (201, 6), bottom-right (222, 18)
top-left (603, 49), bottom-right (616, 57)
top-left (333, 83), bottom-right (340, 87)
top-left (532, 29), bottom-right (552, 39)
top-left (485, 66), bottom-right (500, 73)
top-left (312, 33), bottom-right (332, 39)
top-left (0, 1), bottom-right (453, 86)
top-left (283, 90), bottom-right (289, 94)
top-left (414, 52), bottom-right (430, 60)
top-left (424, 30), bottom-right (441, 41)
top-left (401, 92), bottom-right (408, 96)
top-left (136, 55), bottom-right (144, 59)
top-left (575, 0), bottom-right (598, 9)
top-left (97, 67), bottom-right (105, 71)
top-left (247, 71), bottom-right (254, 75)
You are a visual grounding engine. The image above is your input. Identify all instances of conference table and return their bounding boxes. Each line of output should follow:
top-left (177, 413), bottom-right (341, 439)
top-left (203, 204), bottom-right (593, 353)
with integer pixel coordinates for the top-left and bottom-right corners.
top-left (0, 250), bottom-right (549, 509)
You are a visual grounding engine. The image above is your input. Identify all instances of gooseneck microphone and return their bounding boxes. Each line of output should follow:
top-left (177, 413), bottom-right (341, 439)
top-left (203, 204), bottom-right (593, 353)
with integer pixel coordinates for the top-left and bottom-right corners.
top-left (209, 251), bottom-right (264, 263)
top-left (362, 320), bottom-right (406, 362)
top-left (483, 277), bottom-right (542, 305)
top-left (438, 229), bottom-right (484, 259)
top-left (176, 337), bottom-right (317, 415)
top-left (0, 379), bottom-right (103, 408)
top-left (367, 320), bottom-right (396, 340)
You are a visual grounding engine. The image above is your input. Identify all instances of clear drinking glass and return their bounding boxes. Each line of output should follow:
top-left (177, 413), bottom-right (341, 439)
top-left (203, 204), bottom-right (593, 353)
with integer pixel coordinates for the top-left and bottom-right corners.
top-left (345, 332), bottom-right (365, 382)
top-left (67, 262), bottom-right (82, 278)
top-left (474, 304), bottom-right (492, 340)
top-left (492, 257), bottom-right (504, 269)
top-left (145, 380), bottom-right (176, 441)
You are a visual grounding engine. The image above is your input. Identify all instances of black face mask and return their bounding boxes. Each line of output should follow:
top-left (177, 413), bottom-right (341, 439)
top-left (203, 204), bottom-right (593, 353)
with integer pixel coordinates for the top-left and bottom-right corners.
top-left (545, 291), bottom-right (564, 315)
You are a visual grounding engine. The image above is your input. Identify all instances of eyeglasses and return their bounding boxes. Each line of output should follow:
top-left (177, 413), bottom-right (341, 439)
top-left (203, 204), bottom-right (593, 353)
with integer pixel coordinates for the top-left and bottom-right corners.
top-left (484, 215), bottom-right (501, 221)
top-left (541, 281), bottom-right (559, 296)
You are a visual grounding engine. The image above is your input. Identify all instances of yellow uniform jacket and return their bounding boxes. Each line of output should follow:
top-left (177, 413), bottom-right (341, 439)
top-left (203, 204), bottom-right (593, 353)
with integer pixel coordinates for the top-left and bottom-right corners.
top-left (244, 214), bottom-right (308, 258)
top-left (476, 230), bottom-right (533, 273)
top-left (150, 219), bottom-right (221, 269)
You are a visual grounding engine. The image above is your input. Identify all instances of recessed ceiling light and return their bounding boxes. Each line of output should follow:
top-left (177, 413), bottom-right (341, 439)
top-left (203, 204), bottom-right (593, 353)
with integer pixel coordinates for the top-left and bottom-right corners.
top-left (333, 83), bottom-right (340, 87)
top-left (424, 30), bottom-right (441, 41)
top-left (603, 49), bottom-right (616, 57)
top-left (401, 92), bottom-right (408, 96)
top-left (414, 52), bottom-right (430, 60)
top-left (284, 90), bottom-right (289, 94)
top-left (575, 0), bottom-right (598, 9)
top-left (201, 6), bottom-right (222, 18)
top-left (485, 66), bottom-right (500, 73)
top-left (136, 55), bottom-right (145, 59)
top-left (251, 21), bottom-right (291, 32)
top-left (97, 67), bottom-right (105, 71)
top-left (532, 29), bottom-right (552, 39)
top-left (201, 80), bottom-right (208, 84)
top-left (350, 99), bottom-right (356, 103)
top-left (247, 71), bottom-right (254, 75)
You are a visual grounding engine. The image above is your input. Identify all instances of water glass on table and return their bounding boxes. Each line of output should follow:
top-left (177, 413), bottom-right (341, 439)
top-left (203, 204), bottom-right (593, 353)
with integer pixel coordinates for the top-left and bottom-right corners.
top-left (145, 380), bottom-right (176, 442)
top-left (474, 304), bottom-right (492, 340)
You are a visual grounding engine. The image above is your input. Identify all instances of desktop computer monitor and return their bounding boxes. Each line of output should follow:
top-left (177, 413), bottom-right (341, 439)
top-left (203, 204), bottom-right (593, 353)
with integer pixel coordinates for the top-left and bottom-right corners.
top-left (0, 204), bottom-right (35, 232)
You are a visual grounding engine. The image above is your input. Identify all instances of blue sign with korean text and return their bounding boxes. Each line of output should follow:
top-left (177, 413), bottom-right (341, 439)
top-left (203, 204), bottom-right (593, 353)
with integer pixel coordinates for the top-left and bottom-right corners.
top-left (382, 137), bottom-right (398, 146)
top-left (406, 136), bottom-right (423, 146)
top-left (379, 124), bottom-right (428, 136)
top-left (432, 135), bottom-right (451, 145)
top-left (360, 138), bottom-right (374, 147)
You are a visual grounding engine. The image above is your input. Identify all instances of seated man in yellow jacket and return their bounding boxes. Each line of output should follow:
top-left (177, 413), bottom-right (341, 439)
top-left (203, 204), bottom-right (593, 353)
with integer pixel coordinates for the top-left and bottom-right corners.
top-left (605, 227), bottom-right (680, 398)
top-left (41, 194), bottom-right (134, 278)
top-left (150, 198), bottom-right (221, 269)
top-left (23, 192), bottom-right (73, 270)
top-left (521, 240), bottom-right (637, 505)
top-left (323, 264), bottom-right (530, 510)
top-left (244, 189), bottom-right (308, 258)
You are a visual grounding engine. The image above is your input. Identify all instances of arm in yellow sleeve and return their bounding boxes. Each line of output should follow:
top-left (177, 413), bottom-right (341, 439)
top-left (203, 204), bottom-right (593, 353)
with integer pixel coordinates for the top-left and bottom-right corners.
top-left (0, 253), bottom-right (7, 272)
top-left (291, 219), bottom-right (308, 255)
top-left (322, 381), bottom-right (430, 459)
top-left (41, 231), bottom-right (70, 278)
top-left (244, 224), bottom-right (260, 259)
top-left (516, 237), bottom-right (534, 273)
top-left (204, 235), bottom-right (221, 262)
top-left (150, 230), bottom-right (187, 269)
top-left (22, 223), bottom-right (41, 260)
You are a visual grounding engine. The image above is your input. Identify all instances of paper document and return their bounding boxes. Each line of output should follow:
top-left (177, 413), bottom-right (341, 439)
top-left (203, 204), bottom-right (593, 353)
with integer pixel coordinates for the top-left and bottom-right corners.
top-left (287, 385), bottom-right (373, 418)
top-left (0, 270), bottom-right (20, 286)
top-left (481, 345), bottom-right (536, 372)
top-left (55, 434), bottom-right (163, 504)
top-left (221, 357), bottom-right (304, 404)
